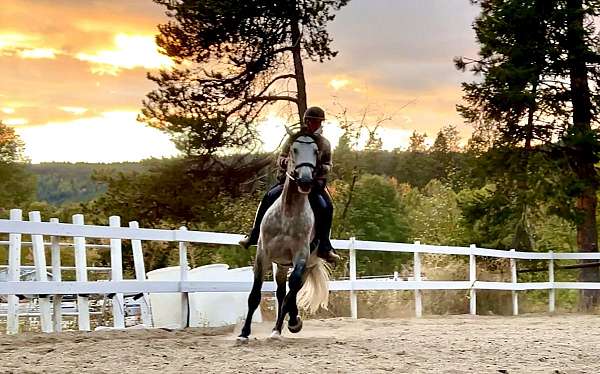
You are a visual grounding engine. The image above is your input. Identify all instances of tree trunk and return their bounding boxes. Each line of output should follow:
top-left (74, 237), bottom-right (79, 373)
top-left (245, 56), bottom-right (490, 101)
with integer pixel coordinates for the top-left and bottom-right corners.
top-left (290, 17), bottom-right (307, 124)
top-left (566, 0), bottom-right (600, 309)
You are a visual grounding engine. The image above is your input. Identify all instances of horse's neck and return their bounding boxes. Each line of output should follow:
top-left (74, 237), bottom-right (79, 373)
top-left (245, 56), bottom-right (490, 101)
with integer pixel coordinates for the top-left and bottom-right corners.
top-left (281, 178), bottom-right (308, 215)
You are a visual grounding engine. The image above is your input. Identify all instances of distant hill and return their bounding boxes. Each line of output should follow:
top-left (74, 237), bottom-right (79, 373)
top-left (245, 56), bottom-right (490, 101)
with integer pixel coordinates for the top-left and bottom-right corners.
top-left (28, 162), bottom-right (149, 205)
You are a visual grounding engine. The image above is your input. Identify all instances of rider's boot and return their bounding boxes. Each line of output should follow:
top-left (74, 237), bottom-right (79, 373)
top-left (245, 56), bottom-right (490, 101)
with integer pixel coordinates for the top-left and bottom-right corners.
top-left (238, 227), bottom-right (259, 249)
top-left (316, 236), bottom-right (340, 265)
top-left (312, 189), bottom-right (340, 265)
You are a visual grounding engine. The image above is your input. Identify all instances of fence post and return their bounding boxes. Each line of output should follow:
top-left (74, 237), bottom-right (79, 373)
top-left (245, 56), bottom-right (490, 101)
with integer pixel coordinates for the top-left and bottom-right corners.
top-left (129, 221), bottom-right (152, 327)
top-left (510, 248), bottom-right (518, 316)
top-left (469, 244), bottom-right (477, 316)
top-left (179, 226), bottom-right (189, 328)
top-left (29, 211), bottom-right (53, 333)
top-left (549, 250), bottom-right (555, 313)
top-left (414, 241), bottom-right (422, 318)
top-left (7, 209), bottom-right (22, 335)
top-left (72, 214), bottom-right (90, 331)
top-left (109, 216), bottom-right (125, 329)
top-left (50, 218), bottom-right (62, 332)
top-left (349, 237), bottom-right (358, 319)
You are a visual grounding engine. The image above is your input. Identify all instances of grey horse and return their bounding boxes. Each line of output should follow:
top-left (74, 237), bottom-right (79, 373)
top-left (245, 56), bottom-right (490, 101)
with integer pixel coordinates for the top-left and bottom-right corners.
top-left (237, 133), bottom-right (331, 342)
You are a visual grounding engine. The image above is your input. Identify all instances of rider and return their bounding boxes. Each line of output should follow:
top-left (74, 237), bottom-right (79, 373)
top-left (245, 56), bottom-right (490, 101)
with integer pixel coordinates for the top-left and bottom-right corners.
top-left (239, 106), bottom-right (340, 264)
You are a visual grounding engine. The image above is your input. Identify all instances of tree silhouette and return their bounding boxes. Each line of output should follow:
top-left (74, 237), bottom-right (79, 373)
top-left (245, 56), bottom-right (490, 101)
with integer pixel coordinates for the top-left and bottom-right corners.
top-left (141, 0), bottom-right (349, 156)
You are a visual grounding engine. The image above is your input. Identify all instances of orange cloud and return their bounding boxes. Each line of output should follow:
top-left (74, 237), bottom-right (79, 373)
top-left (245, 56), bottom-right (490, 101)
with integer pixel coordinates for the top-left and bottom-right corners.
top-left (19, 48), bottom-right (58, 59)
top-left (329, 78), bottom-right (351, 91)
top-left (15, 111), bottom-right (179, 163)
top-left (1, 0), bottom-right (481, 162)
top-left (0, 32), bottom-right (37, 50)
top-left (75, 34), bottom-right (173, 75)
top-left (58, 106), bottom-right (88, 115)
top-left (3, 118), bottom-right (28, 126)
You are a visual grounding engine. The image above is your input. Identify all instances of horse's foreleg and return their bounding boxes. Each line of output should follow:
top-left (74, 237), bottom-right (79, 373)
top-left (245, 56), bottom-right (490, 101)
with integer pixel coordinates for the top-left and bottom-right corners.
top-left (274, 252), bottom-right (307, 334)
top-left (271, 264), bottom-right (289, 337)
top-left (238, 253), bottom-right (265, 341)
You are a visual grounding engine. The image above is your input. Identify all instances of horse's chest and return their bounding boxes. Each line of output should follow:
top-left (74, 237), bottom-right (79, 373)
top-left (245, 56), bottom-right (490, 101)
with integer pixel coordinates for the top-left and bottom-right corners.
top-left (269, 212), bottom-right (313, 234)
top-left (262, 202), bottom-right (314, 238)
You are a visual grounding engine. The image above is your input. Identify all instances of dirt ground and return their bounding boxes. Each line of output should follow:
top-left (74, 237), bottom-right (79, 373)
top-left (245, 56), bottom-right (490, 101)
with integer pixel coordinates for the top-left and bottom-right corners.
top-left (0, 314), bottom-right (598, 373)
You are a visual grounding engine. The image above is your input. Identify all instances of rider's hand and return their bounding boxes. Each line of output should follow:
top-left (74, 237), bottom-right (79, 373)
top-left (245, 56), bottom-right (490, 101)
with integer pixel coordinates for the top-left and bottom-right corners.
top-left (278, 156), bottom-right (288, 169)
top-left (320, 164), bottom-right (331, 175)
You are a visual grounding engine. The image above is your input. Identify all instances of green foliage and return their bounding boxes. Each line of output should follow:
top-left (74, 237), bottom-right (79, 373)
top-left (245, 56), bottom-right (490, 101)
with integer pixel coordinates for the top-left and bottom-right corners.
top-left (333, 174), bottom-right (409, 242)
top-left (0, 121), bottom-right (36, 213)
top-left (408, 131), bottom-right (427, 153)
top-left (331, 174), bottom-right (411, 276)
top-left (0, 121), bottom-right (27, 163)
top-left (29, 162), bottom-right (147, 205)
top-left (89, 155), bottom-right (270, 227)
top-left (405, 180), bottom-right (466, 246)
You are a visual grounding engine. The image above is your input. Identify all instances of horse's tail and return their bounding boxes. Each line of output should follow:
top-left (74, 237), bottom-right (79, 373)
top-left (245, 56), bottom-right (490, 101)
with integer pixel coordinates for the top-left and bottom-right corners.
top-left (297, 252), bottom-right (331, 314)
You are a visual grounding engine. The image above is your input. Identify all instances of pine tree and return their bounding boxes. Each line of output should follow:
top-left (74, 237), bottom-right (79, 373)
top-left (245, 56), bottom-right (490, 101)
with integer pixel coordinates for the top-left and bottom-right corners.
top-left (141, 0), bottom-right (349, 156)
top-left (457, 0), bottom-right (600, 308)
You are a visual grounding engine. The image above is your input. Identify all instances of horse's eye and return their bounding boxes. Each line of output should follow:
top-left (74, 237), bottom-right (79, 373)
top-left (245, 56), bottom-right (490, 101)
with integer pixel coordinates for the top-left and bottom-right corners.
top-left (293, 148), bottom-right (298, 154)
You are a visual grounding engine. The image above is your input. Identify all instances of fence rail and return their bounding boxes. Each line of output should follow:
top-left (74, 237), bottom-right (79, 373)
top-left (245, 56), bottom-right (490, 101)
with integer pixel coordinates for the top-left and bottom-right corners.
top-left (1, 209), bottom-right (599, 334)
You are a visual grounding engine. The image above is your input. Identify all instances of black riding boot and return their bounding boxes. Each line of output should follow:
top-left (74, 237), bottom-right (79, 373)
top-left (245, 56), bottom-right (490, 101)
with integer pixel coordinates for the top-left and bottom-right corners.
top-left (309, 186), bottom-right (340, 264)
top-left (239, 184), bottom-right (283, 249)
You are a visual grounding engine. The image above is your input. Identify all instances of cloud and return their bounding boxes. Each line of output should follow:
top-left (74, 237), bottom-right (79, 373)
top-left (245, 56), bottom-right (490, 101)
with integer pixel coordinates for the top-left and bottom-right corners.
top-left (3, 118), bottom-right (28, 126)
top-left (15, 111), bottom-right (179, 163)
top-left (75, 34), bottom-right (173, 75)
top-left (329, 78), bottom-right (351, 91)
top-left (302, 0), bottom-right (481, 142)
top-left (0, 53), bottom-right (157, 125)
top-left (1, 0), bottom-right (483, 162)
top-left (58, 106), bottom-right (88, 115)
top-left (18, 48), bottom-right (58, 59)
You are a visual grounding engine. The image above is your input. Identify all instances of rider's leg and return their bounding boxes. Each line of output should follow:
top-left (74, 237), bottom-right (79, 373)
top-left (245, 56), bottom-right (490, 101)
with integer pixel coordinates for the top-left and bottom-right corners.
top-left (309, 184), bottom-right (340, 264)
top-left (239, 184), bottom-right (283, 249)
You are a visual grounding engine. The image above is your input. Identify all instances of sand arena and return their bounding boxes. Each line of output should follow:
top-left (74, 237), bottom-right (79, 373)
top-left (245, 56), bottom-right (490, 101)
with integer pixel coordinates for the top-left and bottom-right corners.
top-left (0, 314), bottom-right (597, 373)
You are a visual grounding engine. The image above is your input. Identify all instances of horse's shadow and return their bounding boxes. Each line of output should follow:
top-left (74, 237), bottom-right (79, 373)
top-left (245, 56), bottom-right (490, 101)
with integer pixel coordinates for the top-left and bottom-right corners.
top-left (230, 319), bottom-right (334, 346)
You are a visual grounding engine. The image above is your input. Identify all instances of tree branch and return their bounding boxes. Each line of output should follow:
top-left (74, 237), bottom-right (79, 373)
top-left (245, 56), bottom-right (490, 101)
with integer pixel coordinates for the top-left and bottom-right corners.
top-left (227, 95), bottom-right (298, 116)
top-left (256, 74), bottom-right (296, 98)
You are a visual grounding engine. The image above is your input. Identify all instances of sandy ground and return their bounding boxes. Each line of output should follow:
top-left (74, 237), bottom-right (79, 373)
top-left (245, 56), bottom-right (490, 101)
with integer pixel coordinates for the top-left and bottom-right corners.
top-left (0, 314), bottom-right (599, 373)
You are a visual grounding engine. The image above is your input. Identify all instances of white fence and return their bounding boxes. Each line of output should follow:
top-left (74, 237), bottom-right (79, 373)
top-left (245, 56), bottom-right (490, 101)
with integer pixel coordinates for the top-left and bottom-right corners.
top-left (1, 208), bottom-right (600, 334)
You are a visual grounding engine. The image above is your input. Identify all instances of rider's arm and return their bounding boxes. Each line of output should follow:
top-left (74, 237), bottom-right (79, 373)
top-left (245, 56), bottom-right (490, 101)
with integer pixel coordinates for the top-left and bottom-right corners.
top-left (319, 137), bottom-right (332, 176)
top-left (278, 136), bottom-right (292, 169)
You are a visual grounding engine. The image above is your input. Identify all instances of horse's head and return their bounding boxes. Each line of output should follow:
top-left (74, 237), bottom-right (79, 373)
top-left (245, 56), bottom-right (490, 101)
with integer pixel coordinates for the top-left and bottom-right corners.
top-left (287, 134), bottom-right (318, 194)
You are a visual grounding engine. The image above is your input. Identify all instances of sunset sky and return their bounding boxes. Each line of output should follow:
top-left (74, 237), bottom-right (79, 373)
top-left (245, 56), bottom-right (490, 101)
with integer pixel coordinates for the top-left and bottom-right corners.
top-left (0, 0), bottom-right (480, 163)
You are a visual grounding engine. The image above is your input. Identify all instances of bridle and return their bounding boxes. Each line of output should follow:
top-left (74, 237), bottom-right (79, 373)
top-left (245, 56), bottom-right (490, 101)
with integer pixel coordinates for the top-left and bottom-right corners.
top-left (285, 137), bottom-right (317, 181)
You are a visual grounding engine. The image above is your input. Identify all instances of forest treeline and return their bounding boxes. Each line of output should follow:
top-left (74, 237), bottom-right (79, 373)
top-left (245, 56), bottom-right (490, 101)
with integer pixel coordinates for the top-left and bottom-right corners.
top-left (0, 121), bottom-right (577, 281)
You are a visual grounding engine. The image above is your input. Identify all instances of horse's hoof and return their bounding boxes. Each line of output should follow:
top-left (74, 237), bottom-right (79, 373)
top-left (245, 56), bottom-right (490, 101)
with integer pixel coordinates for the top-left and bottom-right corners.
top-left (288, 317), bottom-right (303, 333)
top-left (269, 330), bottom-right (282, 340)
top-left (236, 336), bottom-right (249, 345)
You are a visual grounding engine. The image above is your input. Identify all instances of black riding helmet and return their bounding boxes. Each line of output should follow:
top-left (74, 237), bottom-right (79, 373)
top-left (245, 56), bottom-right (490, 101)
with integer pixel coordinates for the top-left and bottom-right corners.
top-left (302, 106), bottom-right (325, 132)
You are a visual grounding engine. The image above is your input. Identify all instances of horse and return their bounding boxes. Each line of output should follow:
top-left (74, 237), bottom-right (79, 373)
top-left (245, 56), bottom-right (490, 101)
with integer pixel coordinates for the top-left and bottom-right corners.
top-left (237, 133), bottom-right (331, 342)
